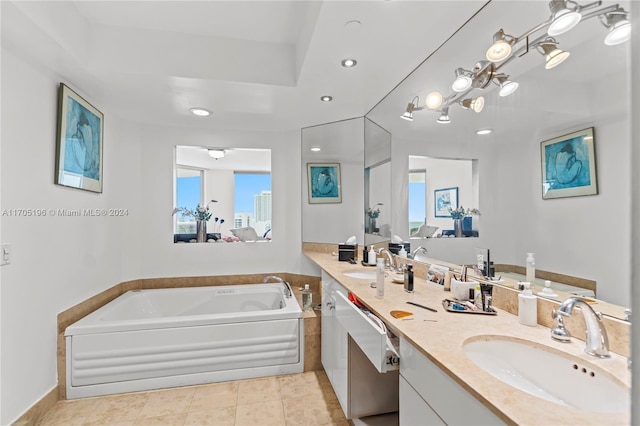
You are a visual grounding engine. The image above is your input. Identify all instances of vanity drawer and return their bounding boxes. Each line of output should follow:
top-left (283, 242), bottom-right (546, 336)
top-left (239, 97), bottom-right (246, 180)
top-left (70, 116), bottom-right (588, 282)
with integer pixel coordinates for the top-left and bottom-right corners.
top-left (335, 290), bottom-right (399, 373)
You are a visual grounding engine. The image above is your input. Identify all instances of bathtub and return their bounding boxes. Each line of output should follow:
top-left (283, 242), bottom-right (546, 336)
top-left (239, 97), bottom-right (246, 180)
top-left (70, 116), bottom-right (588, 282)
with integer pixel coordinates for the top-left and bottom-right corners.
top-left (65, 283), bottom-right (304, 399)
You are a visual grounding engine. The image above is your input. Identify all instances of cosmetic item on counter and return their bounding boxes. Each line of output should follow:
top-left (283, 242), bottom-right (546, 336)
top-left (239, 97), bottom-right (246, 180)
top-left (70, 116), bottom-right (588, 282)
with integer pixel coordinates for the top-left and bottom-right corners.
top-left (474, 285), bottom-right (483, 310)
top-left (338, 244), bottom-right (358, 262)
top-left (443, 271), bottom-right (451, 291)
top-left (404, 264), bottom-right (414, 293)
top-left (368, 246), bottom-right (377, 266)
top-left (480, 283), bottom-right (494, 312)
top-left (406, 301), bottom-right (437, 313)
top-left (398, 245), bottom-right (408, 258)
top-left (451, 278), bottom-right (479, 301)
top-left (362, 246), bottom-right (369, 264)
top-left (526, 252), bottom-right (535, 283)
top-left (302, 284), bottom-right (313, 311)
top-left (518, 282), bottom-right (537, 326)
top-left (376, 258), bottom-right (385, 299)
top-left (463, 301), bottom-right (479, 311)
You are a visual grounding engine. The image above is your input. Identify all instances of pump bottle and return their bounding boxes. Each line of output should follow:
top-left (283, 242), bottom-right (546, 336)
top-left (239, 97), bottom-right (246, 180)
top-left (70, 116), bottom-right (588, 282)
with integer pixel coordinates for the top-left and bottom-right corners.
top-left (526, 253), bottom-right (535, 284)
top-left (368, 246), bottom-right (377, 266)
top-left (518, 282), bottom-right (537, 326)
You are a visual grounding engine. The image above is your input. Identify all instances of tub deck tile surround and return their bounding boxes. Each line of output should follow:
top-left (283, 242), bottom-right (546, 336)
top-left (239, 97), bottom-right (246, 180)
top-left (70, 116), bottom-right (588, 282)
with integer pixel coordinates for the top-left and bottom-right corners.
top-left (303, 247), bottom-right (631, 426)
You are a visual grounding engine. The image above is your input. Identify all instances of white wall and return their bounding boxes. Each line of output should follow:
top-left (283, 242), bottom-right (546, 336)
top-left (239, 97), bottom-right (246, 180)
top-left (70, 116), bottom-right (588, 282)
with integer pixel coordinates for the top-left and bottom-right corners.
top-left (0, 48), bottom-right (143, 424)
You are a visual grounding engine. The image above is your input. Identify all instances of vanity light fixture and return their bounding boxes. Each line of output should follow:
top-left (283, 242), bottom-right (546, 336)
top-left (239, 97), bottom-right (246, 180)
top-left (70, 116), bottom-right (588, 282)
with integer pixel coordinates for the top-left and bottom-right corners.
top-left (436, 108), bottom-right (450, 124)
top-left (548, 0), bottom-right (582, 36)
top-left (537, 38), bottom-right (570, 69)
top-left (208, 149), bottom-right (225, 159)
top-left (320, 95), bottom-right (333, 102)
top-left (486, 29), bottom-right (513, 62)
top-left (494, 75), bottom-right (519, 97)
top-left (452, 67), bottom-right (473, 92)
top-left (460, 96), bottom-right (485, 113)
top-left (341, 59), bottom-right (358, 68)
top-left (425, 91), bottom-right (443, 109)
top-left (601, 11), bottom-right (631, 45)
top-left (190, 107), bottom-right (211, 117)
top-left (400, 96), bottom-right (423, 121)
top-left (400, 1), bottom-right (630, 124)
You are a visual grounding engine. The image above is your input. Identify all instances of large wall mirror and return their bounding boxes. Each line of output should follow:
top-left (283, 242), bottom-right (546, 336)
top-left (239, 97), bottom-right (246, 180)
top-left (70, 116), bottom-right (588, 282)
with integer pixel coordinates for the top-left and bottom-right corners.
top-left (174, 146), bottom-right (272, 243)
top-left (364, 118), bottom-right (392, 246)
top-left (365, 0), bottom-right (631, 313)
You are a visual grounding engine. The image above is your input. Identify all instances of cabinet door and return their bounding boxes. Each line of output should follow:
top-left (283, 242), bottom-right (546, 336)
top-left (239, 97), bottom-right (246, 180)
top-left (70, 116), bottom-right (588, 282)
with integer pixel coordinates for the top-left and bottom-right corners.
top-left (332, 301), bottom-right (349, 416)
top-left (399, 376), bottom-right (444, 426)
top-left (321, 278), bottom-right (333, 381)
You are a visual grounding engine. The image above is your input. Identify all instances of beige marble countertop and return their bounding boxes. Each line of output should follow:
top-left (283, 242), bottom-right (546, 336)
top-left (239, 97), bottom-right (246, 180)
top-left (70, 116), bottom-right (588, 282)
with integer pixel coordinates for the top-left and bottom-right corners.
top-left (304, 250), bottom-right (631, 426)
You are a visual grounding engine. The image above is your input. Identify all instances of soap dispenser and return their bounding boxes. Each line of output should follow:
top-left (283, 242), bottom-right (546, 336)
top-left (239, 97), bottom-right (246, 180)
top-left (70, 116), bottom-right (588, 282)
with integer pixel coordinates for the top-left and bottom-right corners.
top-left (518, 282), bottom-right (537, 326)
top-left (368, 246), bottom-right (377, 266)
top-left (398, 245), bottom-right (407, 258)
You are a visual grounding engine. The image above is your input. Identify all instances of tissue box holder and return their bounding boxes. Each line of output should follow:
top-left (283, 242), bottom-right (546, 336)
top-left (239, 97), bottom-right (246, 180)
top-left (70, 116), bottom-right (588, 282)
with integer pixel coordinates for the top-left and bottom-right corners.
top-left (338, 244), bottom-right (358, 262)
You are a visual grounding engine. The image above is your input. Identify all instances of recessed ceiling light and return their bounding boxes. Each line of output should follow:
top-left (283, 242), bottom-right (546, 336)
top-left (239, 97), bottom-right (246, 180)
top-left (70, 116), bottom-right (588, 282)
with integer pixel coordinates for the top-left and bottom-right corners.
top-left (310, 147), bottom-right (321, 152)
top-left (320, 96), bottom-right (333, 102)
top-left (341, 59), bottom-right (357, 68)
top-left (189, 108), bottom-right (211, 117)
top-left (476, 129), bottom-right (492, 135)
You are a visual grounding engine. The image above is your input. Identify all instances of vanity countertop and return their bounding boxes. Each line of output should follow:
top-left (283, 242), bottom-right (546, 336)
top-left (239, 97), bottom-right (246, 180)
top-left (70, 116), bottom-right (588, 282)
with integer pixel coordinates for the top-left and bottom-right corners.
top-left (304, 250), bottom-right (631, 426)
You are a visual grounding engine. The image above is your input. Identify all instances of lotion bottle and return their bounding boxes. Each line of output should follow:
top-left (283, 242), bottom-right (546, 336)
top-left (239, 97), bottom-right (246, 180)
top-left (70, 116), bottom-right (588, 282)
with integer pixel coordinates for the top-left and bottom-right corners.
top-left (368, 246), bottom-right (377, 266)
top-left (518, 282), bottom-right (537, 326)
top-left (526, 252), bottom-right (535, 284)
top-left (302, 284), bottom-right (313, 311)
top-left (376, 258), bottom-right (385, 298)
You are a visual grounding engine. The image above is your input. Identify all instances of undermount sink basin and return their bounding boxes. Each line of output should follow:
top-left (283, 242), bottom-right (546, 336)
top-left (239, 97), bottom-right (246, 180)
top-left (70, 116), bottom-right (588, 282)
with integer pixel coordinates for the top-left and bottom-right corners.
top-left (342, 270), bottom-right (377, 280)
top-left (463, 336), bottom-right (629, 413)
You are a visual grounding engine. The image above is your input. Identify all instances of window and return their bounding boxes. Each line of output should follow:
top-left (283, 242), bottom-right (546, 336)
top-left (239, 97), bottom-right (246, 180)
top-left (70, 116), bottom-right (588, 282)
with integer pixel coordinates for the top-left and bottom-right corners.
top-left (408, 170), bottom-right (426, 235)
top-left (234, 172), bottom-right (271, 237)
top-left (175, 167), bottom-right (202, 233)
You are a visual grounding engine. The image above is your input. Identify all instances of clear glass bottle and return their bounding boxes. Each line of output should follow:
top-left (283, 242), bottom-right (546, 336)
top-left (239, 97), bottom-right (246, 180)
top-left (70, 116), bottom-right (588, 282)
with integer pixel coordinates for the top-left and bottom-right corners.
top-left (302, 284), bottom-right (313, 311)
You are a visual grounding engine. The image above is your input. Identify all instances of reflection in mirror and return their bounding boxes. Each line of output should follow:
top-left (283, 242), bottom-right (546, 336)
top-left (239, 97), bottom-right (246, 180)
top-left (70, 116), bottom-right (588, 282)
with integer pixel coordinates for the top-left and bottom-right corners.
top-left (364, 118), bottom-right (392, 246)
top-left (302, 118), bottom-right (364, 244)
top-left (365, 0), bottom-right (632, 313)
top-left (174, 146), bottom-right (271, 243)
top-left (407, 156), bottom-right (478, 241)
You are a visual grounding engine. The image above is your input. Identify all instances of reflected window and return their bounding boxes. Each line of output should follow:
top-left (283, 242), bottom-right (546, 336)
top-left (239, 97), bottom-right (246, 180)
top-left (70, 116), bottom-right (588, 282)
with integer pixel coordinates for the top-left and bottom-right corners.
top-left (175, 167), bottom-right (203, 233)
top-left (408, 170), bottom-right (426, 235)
top-left (234, 172), bottom-right (272, 238)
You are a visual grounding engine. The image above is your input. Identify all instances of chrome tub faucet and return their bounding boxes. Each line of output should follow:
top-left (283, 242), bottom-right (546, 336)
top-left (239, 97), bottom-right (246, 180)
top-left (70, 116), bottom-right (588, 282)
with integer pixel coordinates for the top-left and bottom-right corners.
top-left (551, 297), bottom-right (610, 358)
top-left (263, 275), bottom-right (292, 298)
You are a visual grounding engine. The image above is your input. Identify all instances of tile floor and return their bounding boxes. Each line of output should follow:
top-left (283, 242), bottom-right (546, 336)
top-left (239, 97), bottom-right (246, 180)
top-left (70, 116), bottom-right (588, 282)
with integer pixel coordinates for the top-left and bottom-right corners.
top-left (36, 371), bottom-right (350, 426)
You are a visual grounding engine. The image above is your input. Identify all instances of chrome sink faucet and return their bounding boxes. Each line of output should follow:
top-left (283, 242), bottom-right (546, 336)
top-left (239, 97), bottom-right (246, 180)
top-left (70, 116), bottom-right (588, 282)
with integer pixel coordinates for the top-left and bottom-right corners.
top-left (263, 275), bottom-right (292, 298)
top-left (376, 248), bottom-right (398, 272)
top-left (410, 246), bottom-right (428, 259)
top-left (551, 297), bottom-right (610, 358)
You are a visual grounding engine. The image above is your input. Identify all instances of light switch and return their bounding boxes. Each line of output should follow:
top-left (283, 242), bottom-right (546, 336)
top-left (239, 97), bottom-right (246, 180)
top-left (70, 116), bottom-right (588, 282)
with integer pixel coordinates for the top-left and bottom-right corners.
top-left (1, 243), bottom-right (11, 265)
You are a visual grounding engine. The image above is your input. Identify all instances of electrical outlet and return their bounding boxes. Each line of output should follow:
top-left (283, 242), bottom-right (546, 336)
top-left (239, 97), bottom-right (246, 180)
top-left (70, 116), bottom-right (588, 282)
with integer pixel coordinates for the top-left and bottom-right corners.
top-left (1, 244), bottom-right (11, 265)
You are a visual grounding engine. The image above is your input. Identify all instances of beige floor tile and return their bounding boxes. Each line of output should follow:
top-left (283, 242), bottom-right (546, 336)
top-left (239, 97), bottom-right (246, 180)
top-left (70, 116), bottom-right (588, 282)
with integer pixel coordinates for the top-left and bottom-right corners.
top-left (138, 387), bottom-right (195, 418)
top-left (133, 413), bottom-right (187, 425)
top-left (236, 377), bottom-right (281, 405)
top-left (36, 398), bottom-right (102, 425)
top-left (184, 406), bottom-right (235, 426)
top-left (189, 381), bottom-right (239, 412)
top-left (234, 400), bottom-right (285, 426)
top-left (85, 392), bottom-right (149, 423)
top-left (278, 371), bottom-right (328, 400)
top-left (282, 396), bottom-right (346, 426)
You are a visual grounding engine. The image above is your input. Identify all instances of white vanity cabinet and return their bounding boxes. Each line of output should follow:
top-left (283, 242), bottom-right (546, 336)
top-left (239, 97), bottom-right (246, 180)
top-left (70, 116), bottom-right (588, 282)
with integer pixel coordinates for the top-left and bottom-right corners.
top-left (321, 271), bottom-right (399, 419)
top-left (399, 337), bottom-right (504, 425)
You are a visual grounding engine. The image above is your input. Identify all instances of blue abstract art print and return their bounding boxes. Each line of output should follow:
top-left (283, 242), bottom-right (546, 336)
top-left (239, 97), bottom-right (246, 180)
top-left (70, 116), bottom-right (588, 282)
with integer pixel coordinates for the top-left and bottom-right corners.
top-left (540, 127), bottom-right (597, 199)
top-left (55, 83), bottom-right (104, 193)
top-left (307, 163), bottom-right (341, 204)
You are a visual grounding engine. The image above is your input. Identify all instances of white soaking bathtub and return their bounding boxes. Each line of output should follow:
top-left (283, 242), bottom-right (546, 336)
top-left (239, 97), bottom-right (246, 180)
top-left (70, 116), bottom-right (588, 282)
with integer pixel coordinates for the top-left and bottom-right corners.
top-left (65, 283), bottom-right (304, 399)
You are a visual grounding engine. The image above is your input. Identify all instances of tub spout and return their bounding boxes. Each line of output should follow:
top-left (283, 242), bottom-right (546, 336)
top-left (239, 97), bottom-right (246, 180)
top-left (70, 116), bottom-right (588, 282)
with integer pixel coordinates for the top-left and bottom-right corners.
top-left (263, 275), bottom-right (292, 298)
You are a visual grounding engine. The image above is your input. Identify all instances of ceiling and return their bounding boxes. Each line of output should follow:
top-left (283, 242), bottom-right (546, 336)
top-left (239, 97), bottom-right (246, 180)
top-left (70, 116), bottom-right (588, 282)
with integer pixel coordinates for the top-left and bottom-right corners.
top-left (1, 0), bottom-right (491, 133)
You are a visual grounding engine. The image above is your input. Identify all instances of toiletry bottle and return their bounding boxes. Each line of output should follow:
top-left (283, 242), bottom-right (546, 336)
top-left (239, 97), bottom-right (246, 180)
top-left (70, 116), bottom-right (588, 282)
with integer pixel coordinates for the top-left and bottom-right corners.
top-left (404, 264), bottom-right (414, 293)
top-left (474, 284), bottom-right (483, 309)
top-left (362, 245), bottom-right (369, 264)
top-left (368, 246), bottom-right (377, 266)
top-left (518, 282), bottom-right (537, 326)
top-left (376, 258), bottom-right (385, 298)
top-left (526, 252), bottom-right (535, 284)
top-left (302, 284), bottom-right (313, 311)
top-left (398, 245), bottom-right (407, 258)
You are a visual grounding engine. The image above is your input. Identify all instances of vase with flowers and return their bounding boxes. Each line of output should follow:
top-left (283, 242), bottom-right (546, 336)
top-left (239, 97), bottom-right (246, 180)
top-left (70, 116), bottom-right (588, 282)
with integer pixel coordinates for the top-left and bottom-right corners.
top-left (175, 200), bottom-right (219, 242)
top-left (448, 206), bottom-right (480, 238)
top-left (366, 206), bottom-right (381, 234)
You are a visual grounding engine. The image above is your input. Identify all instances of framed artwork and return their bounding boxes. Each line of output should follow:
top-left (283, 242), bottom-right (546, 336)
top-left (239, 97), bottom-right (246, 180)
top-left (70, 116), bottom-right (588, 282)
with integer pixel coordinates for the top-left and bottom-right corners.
top-left (434, 187), bottom-right (458, 217)
top-left (540, 127), bottom-right (597, 199)
top-left (307, 163), bottom-right (341, 204)
top-left (55, 83), bottom-right (104, 193)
